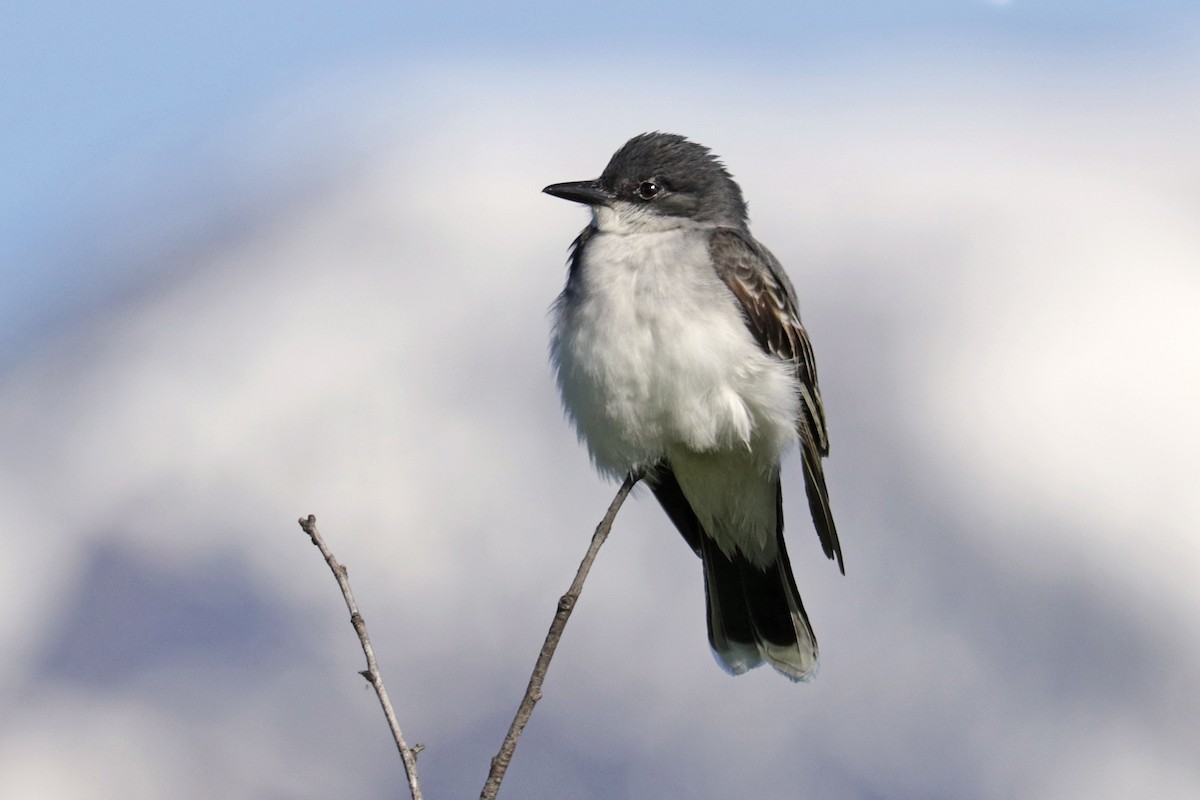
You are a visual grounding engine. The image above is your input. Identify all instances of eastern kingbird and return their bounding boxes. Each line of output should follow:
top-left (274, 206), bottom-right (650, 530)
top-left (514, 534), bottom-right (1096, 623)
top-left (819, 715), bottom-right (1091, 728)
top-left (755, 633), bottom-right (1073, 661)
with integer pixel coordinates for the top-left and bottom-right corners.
top-left (545, 133), bottom-right (843, 681)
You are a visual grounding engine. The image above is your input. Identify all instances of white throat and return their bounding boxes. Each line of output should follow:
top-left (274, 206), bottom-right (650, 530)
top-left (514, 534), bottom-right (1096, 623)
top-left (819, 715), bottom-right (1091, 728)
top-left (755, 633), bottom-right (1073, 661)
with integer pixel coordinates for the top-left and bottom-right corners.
top-left (592, 201), bottom-right (708, 235)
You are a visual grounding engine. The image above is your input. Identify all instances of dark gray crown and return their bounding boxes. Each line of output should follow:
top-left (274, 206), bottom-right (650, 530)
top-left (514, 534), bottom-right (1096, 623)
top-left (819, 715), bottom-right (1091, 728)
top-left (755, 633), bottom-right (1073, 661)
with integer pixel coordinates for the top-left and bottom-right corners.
top-left (599, 132), bottom-right (748, 227)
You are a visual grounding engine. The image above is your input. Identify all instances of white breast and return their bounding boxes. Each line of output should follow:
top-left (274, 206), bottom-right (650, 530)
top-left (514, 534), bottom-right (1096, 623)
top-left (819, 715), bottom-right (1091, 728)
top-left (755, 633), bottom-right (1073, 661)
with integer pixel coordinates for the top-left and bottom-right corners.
top-left (551, 227), bottom-right (800, 478)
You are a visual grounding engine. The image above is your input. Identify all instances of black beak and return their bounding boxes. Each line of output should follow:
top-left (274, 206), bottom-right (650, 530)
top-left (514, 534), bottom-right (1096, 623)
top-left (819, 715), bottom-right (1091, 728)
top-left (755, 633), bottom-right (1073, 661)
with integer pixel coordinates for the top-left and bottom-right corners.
top-left (543, 180), bottom-right (614, 207)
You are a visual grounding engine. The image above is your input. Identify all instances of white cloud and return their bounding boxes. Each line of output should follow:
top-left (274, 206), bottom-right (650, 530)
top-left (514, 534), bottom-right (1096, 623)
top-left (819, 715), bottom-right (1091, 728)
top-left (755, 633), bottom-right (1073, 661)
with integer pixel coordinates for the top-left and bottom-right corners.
top-left (917, 172), bottom-right (1200, 596)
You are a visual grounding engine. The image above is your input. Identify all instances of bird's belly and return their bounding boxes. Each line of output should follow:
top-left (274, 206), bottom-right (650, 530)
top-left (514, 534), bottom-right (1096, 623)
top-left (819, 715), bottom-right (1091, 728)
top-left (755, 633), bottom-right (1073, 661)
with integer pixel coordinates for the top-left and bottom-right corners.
top-left (553, 233), bottom-right (799, 475)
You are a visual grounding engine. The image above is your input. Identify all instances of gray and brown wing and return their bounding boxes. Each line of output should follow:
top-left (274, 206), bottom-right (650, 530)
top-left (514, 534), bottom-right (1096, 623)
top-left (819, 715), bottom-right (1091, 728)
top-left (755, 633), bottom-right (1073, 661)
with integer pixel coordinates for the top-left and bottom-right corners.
top-left (709, 228), bottom-right (843, 573)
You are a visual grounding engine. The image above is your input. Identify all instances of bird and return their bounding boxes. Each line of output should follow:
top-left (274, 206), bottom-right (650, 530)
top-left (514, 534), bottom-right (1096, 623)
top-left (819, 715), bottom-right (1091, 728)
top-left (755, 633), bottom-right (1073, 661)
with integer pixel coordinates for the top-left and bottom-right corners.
top-left (545, 132), bottom-right (842, 681)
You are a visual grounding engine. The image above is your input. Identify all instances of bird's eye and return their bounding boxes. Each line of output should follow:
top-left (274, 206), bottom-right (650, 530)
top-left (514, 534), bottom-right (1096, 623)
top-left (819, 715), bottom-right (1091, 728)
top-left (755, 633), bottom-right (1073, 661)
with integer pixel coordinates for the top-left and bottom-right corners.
top-left (636, 181), bottom-right (660, 200)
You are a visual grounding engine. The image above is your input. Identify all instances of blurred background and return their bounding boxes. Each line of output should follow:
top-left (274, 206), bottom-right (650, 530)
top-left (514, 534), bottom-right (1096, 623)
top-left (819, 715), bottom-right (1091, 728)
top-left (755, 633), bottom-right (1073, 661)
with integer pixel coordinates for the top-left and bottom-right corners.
top-left (3, 2), bottom-right (1199, 798)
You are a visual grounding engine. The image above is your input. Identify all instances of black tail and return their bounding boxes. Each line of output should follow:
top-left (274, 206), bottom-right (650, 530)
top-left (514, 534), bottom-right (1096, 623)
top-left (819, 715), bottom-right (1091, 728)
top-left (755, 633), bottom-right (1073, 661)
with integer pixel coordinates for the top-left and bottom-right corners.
top-left (700, 532), bottom-right (818, 681)
top-left (649, 467), bottom-right (819, 681)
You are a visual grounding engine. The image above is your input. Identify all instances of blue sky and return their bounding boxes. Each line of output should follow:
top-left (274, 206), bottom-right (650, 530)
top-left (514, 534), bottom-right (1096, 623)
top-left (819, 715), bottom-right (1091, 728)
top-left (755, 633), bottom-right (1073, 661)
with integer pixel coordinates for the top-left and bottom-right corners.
top-left (6, 0), bottom-right (1199, 349)
top-left (2, 4), bottom-right (1199, 799)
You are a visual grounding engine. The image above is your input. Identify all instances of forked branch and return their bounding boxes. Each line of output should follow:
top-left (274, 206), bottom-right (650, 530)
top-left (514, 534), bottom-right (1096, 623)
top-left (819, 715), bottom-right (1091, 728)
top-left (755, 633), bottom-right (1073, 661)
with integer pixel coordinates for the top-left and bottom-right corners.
top-left (298, 470), bottom-right (641, 800)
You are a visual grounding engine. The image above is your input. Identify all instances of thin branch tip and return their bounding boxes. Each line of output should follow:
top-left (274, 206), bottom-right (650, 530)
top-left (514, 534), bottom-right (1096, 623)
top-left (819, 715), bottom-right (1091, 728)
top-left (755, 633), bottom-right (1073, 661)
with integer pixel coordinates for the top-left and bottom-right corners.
top-left (479, 477), bottom-right (638, 800)
top-left (299, 514), bottom-right (423, 800)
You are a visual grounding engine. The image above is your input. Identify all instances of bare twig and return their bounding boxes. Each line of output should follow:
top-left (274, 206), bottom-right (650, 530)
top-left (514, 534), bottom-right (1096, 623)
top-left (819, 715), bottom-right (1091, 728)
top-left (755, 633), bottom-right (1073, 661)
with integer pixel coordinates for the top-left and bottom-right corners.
top-left (298, 514), bottom-right (424, 800)
top-left (480, 471), bottom-right (642, 800)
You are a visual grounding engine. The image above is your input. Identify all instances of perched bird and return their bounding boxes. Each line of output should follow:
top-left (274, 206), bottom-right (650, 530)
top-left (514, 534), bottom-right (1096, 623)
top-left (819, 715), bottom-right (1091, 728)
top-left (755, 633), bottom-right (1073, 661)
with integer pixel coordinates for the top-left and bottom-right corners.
top-left (546, 132), bottom-right (842, 681)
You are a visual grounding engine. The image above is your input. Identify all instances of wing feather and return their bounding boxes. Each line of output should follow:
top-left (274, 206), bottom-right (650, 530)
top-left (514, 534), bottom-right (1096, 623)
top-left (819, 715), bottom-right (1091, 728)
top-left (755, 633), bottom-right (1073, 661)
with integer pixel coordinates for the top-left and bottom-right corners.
top-left (709, 228), bottom-right (844, 573)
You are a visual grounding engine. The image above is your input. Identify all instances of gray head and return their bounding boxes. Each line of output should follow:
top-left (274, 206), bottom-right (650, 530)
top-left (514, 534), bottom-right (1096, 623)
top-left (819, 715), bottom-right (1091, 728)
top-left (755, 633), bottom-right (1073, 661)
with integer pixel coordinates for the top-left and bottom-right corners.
top-left (544, 132), bottom-right (748, 232)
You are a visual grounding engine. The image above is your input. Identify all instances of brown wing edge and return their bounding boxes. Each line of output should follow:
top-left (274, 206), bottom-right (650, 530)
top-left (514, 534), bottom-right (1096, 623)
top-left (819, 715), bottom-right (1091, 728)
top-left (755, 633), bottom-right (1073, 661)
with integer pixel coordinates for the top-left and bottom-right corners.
top-left (709, 228), bottom-right (844, 574)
